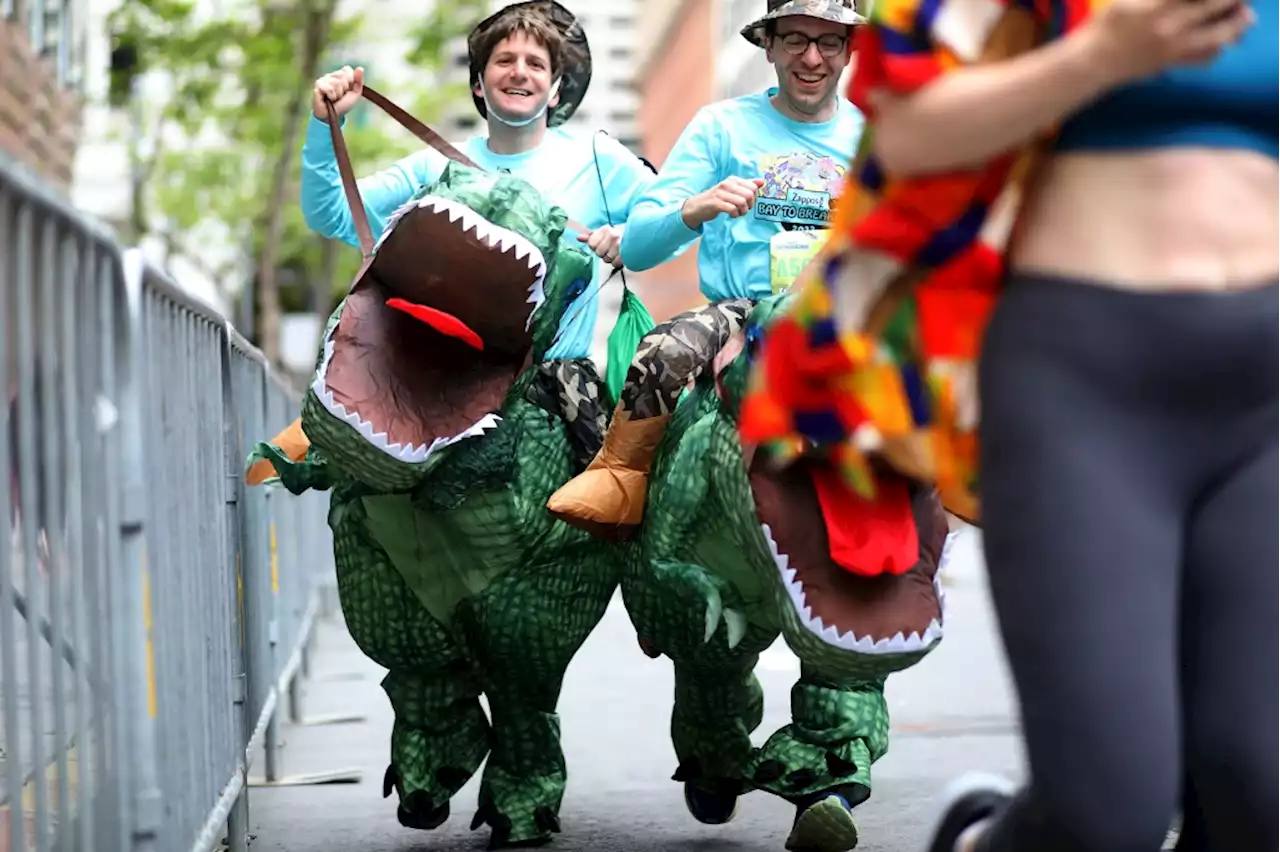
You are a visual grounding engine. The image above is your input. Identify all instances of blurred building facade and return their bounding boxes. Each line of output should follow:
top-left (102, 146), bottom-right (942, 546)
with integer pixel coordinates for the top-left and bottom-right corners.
top-left (624, 0), bottom-right (712, 322)
top-left (0, 0), bottom-right (84, 191)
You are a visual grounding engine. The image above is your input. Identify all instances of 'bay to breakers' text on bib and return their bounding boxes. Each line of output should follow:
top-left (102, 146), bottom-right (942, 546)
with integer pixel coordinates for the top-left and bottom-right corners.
top-left (755, 152), bottom-right (843, 292)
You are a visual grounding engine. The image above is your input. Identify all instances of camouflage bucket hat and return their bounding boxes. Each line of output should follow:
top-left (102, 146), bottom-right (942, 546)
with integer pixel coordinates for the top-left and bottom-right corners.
top-left (467, 0), bottom-right (592, 128)
top-left (740, 0), bottom-right (866, 48)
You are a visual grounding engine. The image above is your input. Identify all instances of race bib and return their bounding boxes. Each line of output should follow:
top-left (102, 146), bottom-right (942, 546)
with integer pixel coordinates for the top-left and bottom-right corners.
top-left (769, 229), bottom-right (831, 293)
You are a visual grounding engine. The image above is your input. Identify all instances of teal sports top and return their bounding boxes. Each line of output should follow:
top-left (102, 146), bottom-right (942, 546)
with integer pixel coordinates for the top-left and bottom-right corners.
top-left (1055, 2), bottom-right (1278, 159)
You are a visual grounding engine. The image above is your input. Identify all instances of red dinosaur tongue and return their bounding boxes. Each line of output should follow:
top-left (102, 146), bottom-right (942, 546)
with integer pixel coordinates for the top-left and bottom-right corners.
top-left (809, 467), bottom-right (918, 577)
top-left (386, 298), bottom-right (485, 351)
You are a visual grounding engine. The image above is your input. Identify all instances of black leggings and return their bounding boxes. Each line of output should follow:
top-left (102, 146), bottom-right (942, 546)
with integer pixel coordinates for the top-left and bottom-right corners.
top-left (975, 273), bottom-right (1278, 852)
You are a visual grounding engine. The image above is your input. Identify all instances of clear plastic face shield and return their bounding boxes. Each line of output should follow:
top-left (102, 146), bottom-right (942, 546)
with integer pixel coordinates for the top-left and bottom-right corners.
top-left (478, 75), bottom-right (563, 128)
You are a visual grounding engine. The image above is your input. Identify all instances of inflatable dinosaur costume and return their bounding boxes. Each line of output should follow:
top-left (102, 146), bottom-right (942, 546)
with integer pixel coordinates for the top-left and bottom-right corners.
top-left (551, 295), bottom-right (951, 851)
top-left (246, 145), bottom-right (620, 846)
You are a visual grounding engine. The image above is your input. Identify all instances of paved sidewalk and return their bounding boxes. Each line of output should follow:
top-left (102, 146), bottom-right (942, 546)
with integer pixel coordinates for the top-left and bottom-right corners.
top-left (246, 525), bottom-right (1028, 851)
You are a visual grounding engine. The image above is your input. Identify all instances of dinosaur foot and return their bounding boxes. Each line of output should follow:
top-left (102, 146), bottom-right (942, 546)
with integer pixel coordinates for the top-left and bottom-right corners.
top-left (472, 799), bottom-right (562, 849)
top-left (397, 792), bottom-right (450, 831)
top-left (384, 764), bottom-right (451, 831)
top-left (785, 785), bottom-right (869, 852)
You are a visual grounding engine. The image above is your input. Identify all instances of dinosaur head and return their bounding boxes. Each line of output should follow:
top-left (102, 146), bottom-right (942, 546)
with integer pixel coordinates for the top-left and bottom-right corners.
top-left (717, 295), bottom-right (949, 671)
top-left (307, 163), bottom-right (592, 480)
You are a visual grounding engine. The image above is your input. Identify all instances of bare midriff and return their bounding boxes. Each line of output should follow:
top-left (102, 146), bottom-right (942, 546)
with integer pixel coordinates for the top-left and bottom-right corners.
top-left (1009, 148), bottom-right (1279, 292)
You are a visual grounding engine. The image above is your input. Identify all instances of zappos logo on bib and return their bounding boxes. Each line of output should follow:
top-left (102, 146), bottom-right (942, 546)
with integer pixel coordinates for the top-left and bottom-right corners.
top-left (754, 152), bottom-right (847, 231)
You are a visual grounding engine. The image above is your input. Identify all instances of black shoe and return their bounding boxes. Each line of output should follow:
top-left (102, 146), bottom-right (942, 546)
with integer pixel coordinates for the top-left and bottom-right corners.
top-left (397, 790), bottom-right (450, 831)
top-left (925, 774), bottom-right (1015, 852)
top-left (683, 782), bottom-right (738, 825)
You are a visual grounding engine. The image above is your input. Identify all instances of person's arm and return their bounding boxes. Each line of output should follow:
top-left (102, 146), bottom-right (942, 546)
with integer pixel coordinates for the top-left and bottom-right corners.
top-left (868, 31), bottom-right (1115, 175)
top-left (620, 110), bottom-right (724, 272)
top-left (299, 114), bottom-right (447, 247)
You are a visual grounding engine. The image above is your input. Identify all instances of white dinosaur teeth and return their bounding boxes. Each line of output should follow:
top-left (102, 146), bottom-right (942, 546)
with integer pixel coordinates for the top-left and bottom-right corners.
top-left (760, 522), bottom-right (953, 655)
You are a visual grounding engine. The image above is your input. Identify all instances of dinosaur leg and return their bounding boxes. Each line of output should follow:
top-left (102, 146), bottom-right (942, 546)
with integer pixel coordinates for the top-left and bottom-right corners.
top-left (464, 558), bottom-right (619, 849)
top-left (749, 670), bottom-right (890, 852)
top-left (547, 299), bottom-right (754, 540)
top-left (669, 650), bottom-right (770, 823)
top-left (621, 563), bottom-right (776, 824)
top-left (333, 498), bottom-right (490, 830)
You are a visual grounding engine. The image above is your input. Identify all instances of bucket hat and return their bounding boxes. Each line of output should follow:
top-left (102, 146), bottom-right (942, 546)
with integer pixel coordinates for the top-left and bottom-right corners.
top-left (740, 0), bottom-right (865, 48)
top-left (467, 0), bottom-right (592, 128)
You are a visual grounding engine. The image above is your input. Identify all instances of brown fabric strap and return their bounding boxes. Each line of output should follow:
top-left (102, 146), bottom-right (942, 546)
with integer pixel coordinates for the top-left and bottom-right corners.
top-left (324, 99), bottom-right (376, 257)
top-left (323, 86), bottom-right (590, 261)
top-left (361, 86), bottom-right (482, 170)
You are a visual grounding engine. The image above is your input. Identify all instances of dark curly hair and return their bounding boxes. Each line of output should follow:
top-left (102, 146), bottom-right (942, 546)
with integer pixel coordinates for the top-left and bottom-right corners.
top-left (469, 6), bottom-right (570, 81)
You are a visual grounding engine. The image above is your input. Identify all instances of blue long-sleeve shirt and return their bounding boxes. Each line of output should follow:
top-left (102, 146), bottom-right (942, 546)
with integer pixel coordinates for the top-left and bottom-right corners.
top-left (300, 115), bottom-right (662, 359)
top-left (621, 89), bottom-right (865, 301)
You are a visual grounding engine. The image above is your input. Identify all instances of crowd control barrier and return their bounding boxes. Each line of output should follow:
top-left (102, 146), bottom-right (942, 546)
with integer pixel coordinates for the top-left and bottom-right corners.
top-left (1, 155), bottom-right (334, 852)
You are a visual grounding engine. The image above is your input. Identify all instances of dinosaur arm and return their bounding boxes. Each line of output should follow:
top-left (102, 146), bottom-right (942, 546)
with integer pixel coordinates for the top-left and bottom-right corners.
top-left (245, 417), bottom-right (311, 485)
top-left (244, 439), bottom-right (333, 495)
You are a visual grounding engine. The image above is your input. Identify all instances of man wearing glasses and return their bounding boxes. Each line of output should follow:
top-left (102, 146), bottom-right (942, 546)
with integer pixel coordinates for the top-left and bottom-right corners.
top-left (548, 3), bottom-right (892, 851)
top-left (619, 0), bottom-right (864, 297)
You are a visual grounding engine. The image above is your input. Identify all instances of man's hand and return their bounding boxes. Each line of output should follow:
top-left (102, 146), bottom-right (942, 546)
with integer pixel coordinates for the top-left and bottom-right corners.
top-left (680, 177), bottom-right (765, 229)
top-left (579, 225), bottom-right (624, 268)
top-left (313, 65), bottom-right (364, 121)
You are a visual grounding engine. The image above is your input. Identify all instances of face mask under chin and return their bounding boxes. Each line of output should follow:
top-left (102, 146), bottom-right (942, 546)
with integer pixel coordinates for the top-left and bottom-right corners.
top-left (479, 78), bottom-right (562, 128)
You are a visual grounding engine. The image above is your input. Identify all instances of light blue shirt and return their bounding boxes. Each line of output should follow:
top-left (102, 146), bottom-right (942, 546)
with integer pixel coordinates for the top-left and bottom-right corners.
top-left (621, 89), bottom-right (865, 302)
top-left (300, 115), bottom-right (661, 360)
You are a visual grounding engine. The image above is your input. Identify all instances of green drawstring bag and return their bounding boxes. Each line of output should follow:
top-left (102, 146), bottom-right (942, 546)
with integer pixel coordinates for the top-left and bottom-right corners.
top-left (604, 284), bottom-right (655, 408)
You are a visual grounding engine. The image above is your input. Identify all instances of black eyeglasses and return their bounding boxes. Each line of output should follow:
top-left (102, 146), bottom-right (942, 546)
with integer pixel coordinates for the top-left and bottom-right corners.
top-left (775, 32), bottom-right (848, 57)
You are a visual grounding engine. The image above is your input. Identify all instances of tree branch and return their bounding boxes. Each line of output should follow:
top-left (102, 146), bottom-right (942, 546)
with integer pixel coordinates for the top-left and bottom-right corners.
top-left (255, 0), bottom-right (339, 364)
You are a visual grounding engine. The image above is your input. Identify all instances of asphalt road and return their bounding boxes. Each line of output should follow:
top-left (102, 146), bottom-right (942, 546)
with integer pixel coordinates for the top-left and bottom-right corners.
top-left (246, 524), bottom-right (1027, 852)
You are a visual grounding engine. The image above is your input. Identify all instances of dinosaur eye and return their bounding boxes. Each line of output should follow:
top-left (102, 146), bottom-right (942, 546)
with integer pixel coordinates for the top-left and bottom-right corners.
top-left (566, 278), bottom-right (589, 302)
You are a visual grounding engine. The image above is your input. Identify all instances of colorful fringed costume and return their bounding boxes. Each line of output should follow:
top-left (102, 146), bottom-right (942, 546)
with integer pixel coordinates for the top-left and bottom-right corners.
top-left (246, 135), bottom-right (623, 846)
top-left (738, 0), bottom-right (1095, 522)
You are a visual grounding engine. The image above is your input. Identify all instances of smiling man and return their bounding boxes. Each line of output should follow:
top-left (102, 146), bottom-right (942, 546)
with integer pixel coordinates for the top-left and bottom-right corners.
top-left (546, 3), bottom-right (899, 851)
top-left (299, 1), bottom-right (663, 365)
top-left (546, 0), bottom-right (866, 534)
top-left (549, 2), bottom-right (866, 554)
top-left (620, 0), bottom-right (865, 296)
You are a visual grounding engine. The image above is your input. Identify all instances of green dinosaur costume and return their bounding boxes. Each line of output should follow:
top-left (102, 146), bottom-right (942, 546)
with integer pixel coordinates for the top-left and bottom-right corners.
top-left (246, 164), bottom-right (622, 848)
top-left (604, 295), bottom-right (953, 851)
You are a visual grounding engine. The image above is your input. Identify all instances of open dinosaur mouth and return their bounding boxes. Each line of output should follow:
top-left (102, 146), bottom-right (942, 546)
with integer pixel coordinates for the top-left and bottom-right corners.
top-left (750, 458), bottom-right (947, 654)
top-left (312, 195), bottom-right (548, 463)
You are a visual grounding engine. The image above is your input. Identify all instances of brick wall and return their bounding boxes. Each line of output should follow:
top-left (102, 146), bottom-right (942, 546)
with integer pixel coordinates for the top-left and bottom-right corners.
top-left (0, 17), bottom-right (81, 191)
top-left (627, 0), bottom-right (715, 323)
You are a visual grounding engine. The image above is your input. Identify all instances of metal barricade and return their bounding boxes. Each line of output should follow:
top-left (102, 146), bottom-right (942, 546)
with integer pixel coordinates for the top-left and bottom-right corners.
top-left (1, 157), bottom-right (331, 852)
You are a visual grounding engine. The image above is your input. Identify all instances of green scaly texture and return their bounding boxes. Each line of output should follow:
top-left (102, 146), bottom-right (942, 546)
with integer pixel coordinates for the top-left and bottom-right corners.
top-left (624, 295), bottom-right (943, 847)
top-left (248, 163), bottom-right (620, 848)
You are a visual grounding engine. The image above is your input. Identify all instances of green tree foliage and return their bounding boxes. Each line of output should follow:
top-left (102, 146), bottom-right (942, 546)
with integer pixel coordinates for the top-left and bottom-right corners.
top-left (107, 0), bottom-right (488, 362)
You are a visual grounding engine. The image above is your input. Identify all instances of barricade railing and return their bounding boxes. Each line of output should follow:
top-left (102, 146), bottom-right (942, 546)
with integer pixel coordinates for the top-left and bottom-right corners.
top-left (1, 157), bottom-right (332, 852)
